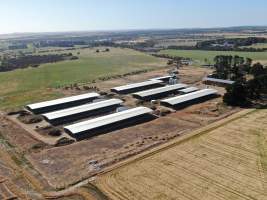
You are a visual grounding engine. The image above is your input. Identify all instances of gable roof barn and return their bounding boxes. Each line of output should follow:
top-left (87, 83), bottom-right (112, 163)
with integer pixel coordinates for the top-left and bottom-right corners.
top-left (133, 84), bottom-right (187, 100)
top-left (111, 80), bottom-right (163, 94)
top-left (161, 89), bottom-right (218, 108)
top-left (64, 106), bottom-right (153, 139)
top-left (26, 93), bottom-right (100, 114)
top-left (42, 99), bottom-right (123, 125)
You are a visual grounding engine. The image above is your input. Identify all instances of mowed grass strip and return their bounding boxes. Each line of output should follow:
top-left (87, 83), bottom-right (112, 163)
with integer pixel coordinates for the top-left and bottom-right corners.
top-left (160, 49), bottom-right (267, 65)
top-left (0, 48), bottom-right (166, 109)
top-left (96, 109), bottom-right (267, 200)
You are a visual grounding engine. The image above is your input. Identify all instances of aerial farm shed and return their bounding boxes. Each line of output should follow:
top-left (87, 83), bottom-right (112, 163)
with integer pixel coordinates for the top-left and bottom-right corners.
top-left (64, 107), bottom-right (154, 140)
top-left (42, 99), bottom-right (123, 125)
top-left (149, 75), bottom-right (175, 82)
top-left (203, 77), bottom-right (235, 87)
top-left (26, 93), bottom-right (100, 114)
top-left (111, 80), bottom-right (163, 94)
top-left (132, 83), bottom-right (187, 101)
top-left (179, 87), bottom-right (199, 94)
top-left (161, 89), bottom-right (218, 109)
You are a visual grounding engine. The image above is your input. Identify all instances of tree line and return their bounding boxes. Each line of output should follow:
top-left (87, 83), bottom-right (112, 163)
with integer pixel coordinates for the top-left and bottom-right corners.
top-left (167, 37), bottom-right (267, 52)
top-left (211, 55), bottom-right (267, 106)
top-left (0, 53), bottom-right (78, 72)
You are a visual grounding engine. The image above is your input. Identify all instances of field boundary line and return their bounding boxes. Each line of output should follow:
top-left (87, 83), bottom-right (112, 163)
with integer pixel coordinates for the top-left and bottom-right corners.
top-left (96, 109), bottom-right (256, 178)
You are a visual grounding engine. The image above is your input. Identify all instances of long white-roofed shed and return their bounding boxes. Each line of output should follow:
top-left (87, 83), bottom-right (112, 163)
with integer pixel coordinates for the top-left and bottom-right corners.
top-left (203, 77), bottom-right (235, 87)
top-left (42, 99), bottom-right (123, 125)
top-left (179, 87), bottom-right (199, 94)
top-left (133, 83), bottom-right (187, 100)
top-left (64, 107), bottom-right (154, 140)
top-left (149, 75), bottom-right (175, 82)
top-left (111, 80), bottom-right (163, 94)
top-left (161, 89), bottom-right (218, 108)
top-left (26, 93), bottom-right (100, 114)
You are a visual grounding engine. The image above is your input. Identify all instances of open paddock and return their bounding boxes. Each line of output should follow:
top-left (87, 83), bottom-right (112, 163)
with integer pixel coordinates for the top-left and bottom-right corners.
top-left (96, 109), bottom-right (267, 200)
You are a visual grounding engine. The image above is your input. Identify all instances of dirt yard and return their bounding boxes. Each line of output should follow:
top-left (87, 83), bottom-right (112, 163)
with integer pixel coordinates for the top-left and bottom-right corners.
top-left (1, 65), bottom-right (238, 190)
top-left (95, 109), bottom-right (267, 200)
top-left (27, 97), bottom-right (239, 188)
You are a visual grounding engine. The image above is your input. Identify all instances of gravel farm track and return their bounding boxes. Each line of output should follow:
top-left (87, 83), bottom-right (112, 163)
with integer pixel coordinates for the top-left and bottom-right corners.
top-left (95, 109), bottom-right (267, 200)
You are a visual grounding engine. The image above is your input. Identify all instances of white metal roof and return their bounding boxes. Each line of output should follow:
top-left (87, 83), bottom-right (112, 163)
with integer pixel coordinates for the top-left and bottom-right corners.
top-left (27, 93), bottom-right (100, 110)
top-left (149, 75), bottom-right (174, 81)
top-left (42, 99), bottom-right (123, 120)
top-left (133, 84), bottom-right (187, 98)
top-left (203, 77), bottom-right (235, 85)
top-left (111, 80), bottom-right (163, 92)
top-left (179, 87), bottom-right (199, 94)
top-left (161, 89), bottom-right (218, 106)
top-left (64, 106), bottom-right (153, 134)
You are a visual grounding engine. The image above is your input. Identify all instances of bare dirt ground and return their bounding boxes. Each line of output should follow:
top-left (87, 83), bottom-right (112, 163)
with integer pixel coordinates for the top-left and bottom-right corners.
top-left (0, 65), bottom-right (239, 193)
top-left (96, 109), bottom-right (267, 200)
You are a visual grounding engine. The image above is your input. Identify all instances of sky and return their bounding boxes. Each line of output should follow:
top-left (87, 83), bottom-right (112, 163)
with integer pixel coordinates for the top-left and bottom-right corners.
top-left (1, 0), bottom-right (267, 34)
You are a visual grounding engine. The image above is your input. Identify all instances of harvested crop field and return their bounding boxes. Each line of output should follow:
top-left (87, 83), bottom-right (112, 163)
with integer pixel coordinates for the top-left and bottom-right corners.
top-left (96, 109), bottom-right (267, 200)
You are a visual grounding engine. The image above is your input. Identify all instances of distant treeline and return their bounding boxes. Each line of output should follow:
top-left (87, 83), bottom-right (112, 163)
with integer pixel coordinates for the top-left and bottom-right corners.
top-left (152, 54), bottom-right (190, 61)
top-left (35, 40), bottom-right (87, 48)
top-left (8, 44), bottom-right (28, 50)
top-left (167, 37), bottom-right (267, 52)
top-left (198, 37), bottom-right (267, 48)
top-left (0, 53), bottom-right (78, 72)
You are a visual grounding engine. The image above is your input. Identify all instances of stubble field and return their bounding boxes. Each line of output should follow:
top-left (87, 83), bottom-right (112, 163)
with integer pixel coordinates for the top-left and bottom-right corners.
top-left (96, 109), bottom-right (267, 200)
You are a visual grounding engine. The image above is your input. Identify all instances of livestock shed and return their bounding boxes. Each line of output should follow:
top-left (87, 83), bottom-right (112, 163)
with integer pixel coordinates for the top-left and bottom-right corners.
top-left (132, 83), bottom-right (188, 100)
top-left (26, 93), bottom-right (100, 114)
top-left (161, 89), bottom-right (218, 109)
top-left (42, 99), bottom-right (123, 125)
top-left (149, 75), bottom-right (175, 82)
top-left (111, 80), bottom-right (163, 94)
top-left (179, 87), bottom-right (199, 94)
top-left (64, 107), bottom-right (154, 140)
top-left (203, 77), bottom-right (235, 87)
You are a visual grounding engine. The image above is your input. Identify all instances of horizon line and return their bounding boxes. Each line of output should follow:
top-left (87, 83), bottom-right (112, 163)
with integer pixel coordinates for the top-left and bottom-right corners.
top-left (1, 25), bottom-right (267, 36)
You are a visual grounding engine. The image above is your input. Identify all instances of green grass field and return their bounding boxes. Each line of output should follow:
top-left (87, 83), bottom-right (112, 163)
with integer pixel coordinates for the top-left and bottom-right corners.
top-left (242, 43), bottom-right (267, 49)
top-left (0, 47), bottom-right (166, 109)
top-left (160, 49), bottom-right (267, 65)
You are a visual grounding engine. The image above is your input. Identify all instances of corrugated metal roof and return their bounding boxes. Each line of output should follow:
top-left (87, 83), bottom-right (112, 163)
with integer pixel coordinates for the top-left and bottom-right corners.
top-left (179, 87), bottom-right (199, 94)
top-left (42, 99), bottom-right (123, 120)
top-left (133, 84), bottom-right (187, 98)
top-left (203, 77), bottom-right (235, 85)
top-left (27, 93), bottom-right (100, 110)
top-left (149, 75), bottom-right (174, 81)
top-left (111, 80), bottom-right (163, 92)
top-left (161, 89), bottom-right (218, 106)
top-left (64, 107), bottom-right (153, 135)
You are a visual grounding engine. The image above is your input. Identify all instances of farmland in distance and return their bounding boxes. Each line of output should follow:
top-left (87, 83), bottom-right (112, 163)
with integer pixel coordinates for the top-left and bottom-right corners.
top-left (0, 47), bottom-right (166, 109)
top-left (160, 49), bottom-right (267, 65)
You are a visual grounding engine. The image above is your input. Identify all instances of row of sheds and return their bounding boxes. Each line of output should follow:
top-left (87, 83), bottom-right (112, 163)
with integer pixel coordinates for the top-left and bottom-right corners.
top-left (26, 93), bottom-right (154, 140)
top-left (25, 75), bottom-right (222, 140)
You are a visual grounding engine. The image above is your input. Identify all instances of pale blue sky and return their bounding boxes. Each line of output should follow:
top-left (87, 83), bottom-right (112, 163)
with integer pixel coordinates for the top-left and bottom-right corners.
top-left (1, 0), bottom-right (267, 34)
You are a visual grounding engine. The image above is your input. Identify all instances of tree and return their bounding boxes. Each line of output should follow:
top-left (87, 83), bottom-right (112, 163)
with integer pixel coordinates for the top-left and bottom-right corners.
top-left (250, 63), bottom-right (265, 77)
top-left (223, 81), bottom-right (248, 106)
top-left (214, 55), bottom-right (233, 79)
top-left (247, 74), bottom-right (267, 99)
